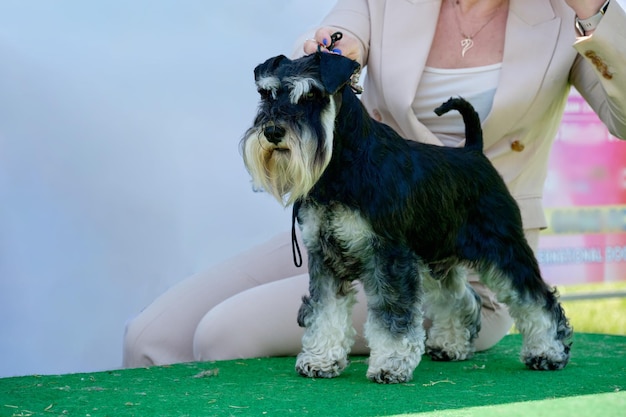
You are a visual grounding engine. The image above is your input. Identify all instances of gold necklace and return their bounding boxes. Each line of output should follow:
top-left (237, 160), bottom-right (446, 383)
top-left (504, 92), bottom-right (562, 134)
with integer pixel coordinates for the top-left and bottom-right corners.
top-left (451, 0), bottom-right (503, 57)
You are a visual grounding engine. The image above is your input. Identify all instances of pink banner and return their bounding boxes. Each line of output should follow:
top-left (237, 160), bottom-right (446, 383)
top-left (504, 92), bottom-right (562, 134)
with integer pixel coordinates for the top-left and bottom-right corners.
top-left (538, 91), bottom-right (626, 285)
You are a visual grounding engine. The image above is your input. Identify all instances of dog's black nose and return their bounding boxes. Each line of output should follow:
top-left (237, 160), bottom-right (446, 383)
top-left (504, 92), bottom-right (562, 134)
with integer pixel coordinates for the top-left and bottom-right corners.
top-left (264, 125), bottom-right (286, 144)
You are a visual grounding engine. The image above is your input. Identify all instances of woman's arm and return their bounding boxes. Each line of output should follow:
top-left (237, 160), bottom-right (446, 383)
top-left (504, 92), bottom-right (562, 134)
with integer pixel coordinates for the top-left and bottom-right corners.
top-left (569, 0), bottom-right (626, 139)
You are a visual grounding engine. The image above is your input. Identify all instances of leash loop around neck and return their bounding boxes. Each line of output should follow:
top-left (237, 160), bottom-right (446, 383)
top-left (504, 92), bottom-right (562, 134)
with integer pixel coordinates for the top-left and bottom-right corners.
top-left (291, 200), bottom-right (303, 268)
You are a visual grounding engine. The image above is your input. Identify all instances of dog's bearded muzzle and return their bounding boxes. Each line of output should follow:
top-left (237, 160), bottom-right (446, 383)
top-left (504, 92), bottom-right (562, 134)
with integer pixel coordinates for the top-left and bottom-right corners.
top-left (242, 119), bottom-right (328, 206)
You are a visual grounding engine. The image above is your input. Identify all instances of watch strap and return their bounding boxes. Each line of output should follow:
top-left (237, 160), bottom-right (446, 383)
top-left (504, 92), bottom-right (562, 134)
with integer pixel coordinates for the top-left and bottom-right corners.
top-left (575, 0), bottom-right (611, 36)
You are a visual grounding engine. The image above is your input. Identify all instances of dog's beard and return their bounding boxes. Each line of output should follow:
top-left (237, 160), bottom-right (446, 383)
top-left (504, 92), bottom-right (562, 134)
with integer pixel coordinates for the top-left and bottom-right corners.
top-left (243, 100), bottom-right (336, 206)
top-left (243, 126), bottom-right (329, 206)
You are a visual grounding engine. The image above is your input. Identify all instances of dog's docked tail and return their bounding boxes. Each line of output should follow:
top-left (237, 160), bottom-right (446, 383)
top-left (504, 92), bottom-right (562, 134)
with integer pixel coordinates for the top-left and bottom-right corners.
top-left (434, 97), bottom-right (483, 151)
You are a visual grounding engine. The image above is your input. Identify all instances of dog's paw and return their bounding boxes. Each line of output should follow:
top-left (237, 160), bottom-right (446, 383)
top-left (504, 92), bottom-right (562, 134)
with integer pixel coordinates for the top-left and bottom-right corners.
top-left (366, 355), bottom-right (419, 384)
top-left (425, 346), bottom-right (473, 362)
top-left (295, 353), bottom-right (349, 379)
top-left (524, 354), bottom-right (569, 370)
top-left (366, 368), bottom-right (413, 384)
top-left (522, 342), bottom-right (571, 371)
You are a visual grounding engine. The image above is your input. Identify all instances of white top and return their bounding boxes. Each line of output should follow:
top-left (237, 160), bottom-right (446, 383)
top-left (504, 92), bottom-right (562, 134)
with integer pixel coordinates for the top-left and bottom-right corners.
top-left (413, 63), bottom-right (502, 147)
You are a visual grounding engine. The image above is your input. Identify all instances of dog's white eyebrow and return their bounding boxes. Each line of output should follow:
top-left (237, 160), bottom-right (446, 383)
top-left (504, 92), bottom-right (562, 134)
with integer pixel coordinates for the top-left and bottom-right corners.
top-left (256, 75), bottom-right (280, 98)
top-left (286, 77), bottom-right (323, 104)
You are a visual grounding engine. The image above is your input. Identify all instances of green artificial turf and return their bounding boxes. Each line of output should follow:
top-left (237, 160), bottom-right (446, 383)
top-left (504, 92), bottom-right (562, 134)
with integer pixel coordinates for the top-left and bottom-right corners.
top-left (1, 333), bottom-right (624, 417)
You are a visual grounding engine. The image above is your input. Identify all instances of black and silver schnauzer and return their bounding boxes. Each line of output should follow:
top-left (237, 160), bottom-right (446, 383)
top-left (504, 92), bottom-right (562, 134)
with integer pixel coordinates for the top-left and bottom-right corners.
top-left (241, 51), bottom-right (572, 384)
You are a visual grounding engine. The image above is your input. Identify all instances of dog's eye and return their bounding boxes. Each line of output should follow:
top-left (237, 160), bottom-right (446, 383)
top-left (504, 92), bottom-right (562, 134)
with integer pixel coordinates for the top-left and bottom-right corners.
top-left (299, 90), bottom-right (321, 103)
top-left (258, 89), bottom-right (274, 101)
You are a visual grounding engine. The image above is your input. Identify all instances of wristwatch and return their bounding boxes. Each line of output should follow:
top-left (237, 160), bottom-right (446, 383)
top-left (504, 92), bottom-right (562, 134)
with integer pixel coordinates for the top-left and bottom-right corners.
top-left (575, 0), bottom-right (611, 36)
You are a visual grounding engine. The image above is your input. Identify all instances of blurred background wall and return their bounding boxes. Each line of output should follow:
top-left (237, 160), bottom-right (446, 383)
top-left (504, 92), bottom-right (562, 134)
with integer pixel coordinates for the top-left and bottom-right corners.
top-left (0, 0), bottom-right (335, 377)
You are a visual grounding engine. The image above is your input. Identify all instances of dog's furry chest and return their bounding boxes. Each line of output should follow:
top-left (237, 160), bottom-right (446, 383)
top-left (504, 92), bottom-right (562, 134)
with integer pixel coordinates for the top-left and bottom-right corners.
top-left (297, 201), bottom-right (378, 280)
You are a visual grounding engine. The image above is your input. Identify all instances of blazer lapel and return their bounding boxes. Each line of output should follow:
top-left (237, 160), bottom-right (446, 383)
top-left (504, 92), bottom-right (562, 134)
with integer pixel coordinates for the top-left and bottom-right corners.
top-left (482, 0), bottom-right (562, 148)
top-left (380, 0), bottom-right (443, 145)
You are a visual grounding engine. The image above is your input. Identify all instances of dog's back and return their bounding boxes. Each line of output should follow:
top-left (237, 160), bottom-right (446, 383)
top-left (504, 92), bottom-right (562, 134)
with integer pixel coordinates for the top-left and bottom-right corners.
top-left (321, 92), bottom-right (506, 259)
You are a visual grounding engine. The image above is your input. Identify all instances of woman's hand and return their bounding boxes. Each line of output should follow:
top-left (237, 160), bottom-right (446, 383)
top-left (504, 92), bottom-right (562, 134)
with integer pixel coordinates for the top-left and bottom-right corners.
top-left (303, 27), bottom-right (362, 63)
top-left (564, 0), bottom-right (609, 19)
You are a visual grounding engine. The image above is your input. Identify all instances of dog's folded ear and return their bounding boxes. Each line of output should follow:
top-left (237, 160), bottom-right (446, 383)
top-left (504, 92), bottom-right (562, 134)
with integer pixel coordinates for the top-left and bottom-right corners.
top-left (316, 52), bottom-right (361, 95)
top-left (254, 55), bottom-right (289, 80)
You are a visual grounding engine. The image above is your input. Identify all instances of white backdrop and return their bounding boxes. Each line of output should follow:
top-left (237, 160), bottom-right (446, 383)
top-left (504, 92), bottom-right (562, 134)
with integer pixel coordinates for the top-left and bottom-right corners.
top-left (0, 0), bottom-right (335, 377)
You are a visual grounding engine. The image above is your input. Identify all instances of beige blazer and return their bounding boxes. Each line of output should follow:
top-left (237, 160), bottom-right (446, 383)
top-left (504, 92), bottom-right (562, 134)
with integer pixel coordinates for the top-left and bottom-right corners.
top-left (318, 0), bottom-right (626, 229)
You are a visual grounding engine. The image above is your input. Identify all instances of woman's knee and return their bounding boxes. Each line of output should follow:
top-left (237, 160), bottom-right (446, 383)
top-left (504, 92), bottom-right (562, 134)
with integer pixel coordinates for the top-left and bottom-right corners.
top-left (122, 314), bottom-right (156, 368)
top-left (193, 276), bottom-right (309, 362)
top-left (122, 298), bottom-right (198, 367)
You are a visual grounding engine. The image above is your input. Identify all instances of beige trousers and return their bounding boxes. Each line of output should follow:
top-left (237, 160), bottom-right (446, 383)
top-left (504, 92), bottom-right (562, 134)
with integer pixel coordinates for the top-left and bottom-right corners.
top-left (123, 229), bottom-right (539, 367)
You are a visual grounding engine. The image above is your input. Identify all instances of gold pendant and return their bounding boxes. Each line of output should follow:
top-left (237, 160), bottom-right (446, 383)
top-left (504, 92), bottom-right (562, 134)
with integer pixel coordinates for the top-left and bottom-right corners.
top-left (461, 38), bottom-right (473, 57)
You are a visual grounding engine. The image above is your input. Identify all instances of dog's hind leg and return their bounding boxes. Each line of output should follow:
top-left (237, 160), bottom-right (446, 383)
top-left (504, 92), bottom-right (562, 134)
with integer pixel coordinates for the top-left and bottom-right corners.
top-left (423, 264), bottom-right (481, 362)
top-left (361, 249), bottom-right (426, 384)
top-left (477, 243), bottom-right (572, 370)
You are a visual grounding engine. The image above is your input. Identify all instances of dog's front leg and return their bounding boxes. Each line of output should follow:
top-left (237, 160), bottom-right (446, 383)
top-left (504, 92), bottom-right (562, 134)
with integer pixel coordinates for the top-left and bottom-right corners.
top-left (295, 262), bottom-right (357, 379)
top-left (362, 252), bottom-right (426, 384)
